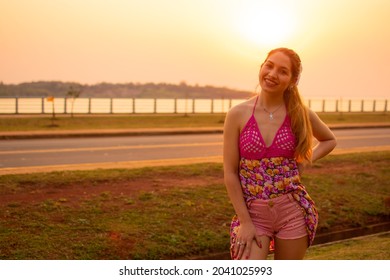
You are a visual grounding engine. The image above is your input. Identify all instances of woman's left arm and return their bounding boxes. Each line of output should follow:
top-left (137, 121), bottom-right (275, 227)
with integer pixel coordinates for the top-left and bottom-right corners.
top-left (309, 109), bottom-right (337, 162)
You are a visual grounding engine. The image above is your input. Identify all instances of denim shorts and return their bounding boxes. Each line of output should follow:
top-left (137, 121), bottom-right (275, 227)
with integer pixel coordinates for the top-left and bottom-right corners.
top-left (248, 194), bottom-right (307, 240)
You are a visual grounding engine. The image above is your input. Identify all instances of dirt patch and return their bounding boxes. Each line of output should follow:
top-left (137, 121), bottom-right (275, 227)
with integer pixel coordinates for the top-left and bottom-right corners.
top-left (0, 174), bottom-right (223, 206)
top-left (2, 151), bottom-right (387, 208)
top-left (0, 158), bottom-right (378, 206)
top-left (305, 160), bottom-right (364, 175)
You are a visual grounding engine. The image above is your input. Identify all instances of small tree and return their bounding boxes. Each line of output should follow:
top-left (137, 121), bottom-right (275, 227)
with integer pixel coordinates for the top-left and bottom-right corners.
top-left (66, 86), bottom-right (82, 118)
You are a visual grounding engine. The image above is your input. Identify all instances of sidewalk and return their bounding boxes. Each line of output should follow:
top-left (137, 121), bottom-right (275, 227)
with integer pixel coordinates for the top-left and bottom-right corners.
top-left (1, 122), bottom-right (389, 139)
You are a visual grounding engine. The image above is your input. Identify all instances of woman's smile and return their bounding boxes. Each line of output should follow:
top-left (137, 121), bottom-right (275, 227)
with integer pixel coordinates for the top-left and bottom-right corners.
top-left (264, 77), bottom-right (278, 87)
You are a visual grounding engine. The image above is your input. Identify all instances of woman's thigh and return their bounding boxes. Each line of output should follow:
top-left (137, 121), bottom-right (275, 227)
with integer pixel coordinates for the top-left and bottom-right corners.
top-left (274, 235), bottom-right (308, 260)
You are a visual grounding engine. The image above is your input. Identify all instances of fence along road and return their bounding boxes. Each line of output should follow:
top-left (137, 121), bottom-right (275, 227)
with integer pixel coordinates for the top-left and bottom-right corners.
top-left (0, 97), bottom-right (389, 114)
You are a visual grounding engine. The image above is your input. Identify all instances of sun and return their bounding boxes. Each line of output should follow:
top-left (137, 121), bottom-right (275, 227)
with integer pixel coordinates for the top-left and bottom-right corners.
top-left (232, 2), bottom-right (298, 47)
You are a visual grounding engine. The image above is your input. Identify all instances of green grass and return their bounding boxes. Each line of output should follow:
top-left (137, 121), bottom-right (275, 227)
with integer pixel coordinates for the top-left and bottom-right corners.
top-left (0, 114), bottom-right (226, 131)
top-left (316, 112), bottom-right (390, 124)
top-left (0, 152), bottom-right (389, 259)
top-left (305, 232), bottom-right (390, 260)
top-left (302, 153), bottom-right (390, 231)
top-left (0, 112), bottom-right (389, 131)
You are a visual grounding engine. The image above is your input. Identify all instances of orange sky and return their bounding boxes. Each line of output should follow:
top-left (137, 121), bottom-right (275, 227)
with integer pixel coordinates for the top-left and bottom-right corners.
top-left (1, 0), bottom-right (389, 100)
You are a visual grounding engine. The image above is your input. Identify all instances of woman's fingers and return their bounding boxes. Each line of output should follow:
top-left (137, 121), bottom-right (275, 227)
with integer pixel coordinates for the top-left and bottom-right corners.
top-left (255, 235), bottom-right (263, 249)
top-left (242, 242), bottom-right (251, 260)
top-left (235, 240), bottom-right (250, 260)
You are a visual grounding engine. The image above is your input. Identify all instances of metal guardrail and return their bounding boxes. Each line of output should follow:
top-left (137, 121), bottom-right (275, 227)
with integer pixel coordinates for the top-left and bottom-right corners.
top-left (0, 97), bottom-right (388, 114)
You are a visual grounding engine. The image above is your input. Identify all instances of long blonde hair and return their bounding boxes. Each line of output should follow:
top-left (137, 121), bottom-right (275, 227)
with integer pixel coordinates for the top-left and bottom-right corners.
top-left (265, 48), bottom-right (313, 163)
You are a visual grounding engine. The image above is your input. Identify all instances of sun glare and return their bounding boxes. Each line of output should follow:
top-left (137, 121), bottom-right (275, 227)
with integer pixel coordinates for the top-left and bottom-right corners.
top-left (233, 2), bottom-right (298, 47)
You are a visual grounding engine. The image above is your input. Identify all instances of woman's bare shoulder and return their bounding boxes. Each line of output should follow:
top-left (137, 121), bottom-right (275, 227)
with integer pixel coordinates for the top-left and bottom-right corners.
top-left (225, 96), bottom-right (256, 128)
top-left (227, 96), bottom-right (257, 117)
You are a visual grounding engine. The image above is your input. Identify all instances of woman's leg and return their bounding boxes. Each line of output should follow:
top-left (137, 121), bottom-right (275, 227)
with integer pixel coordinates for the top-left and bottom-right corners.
top-left (273, 235), bottom-right (308, 260)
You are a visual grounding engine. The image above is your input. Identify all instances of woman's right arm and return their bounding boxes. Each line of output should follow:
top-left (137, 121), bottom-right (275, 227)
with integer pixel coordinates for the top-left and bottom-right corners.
top-left (223, 108), bottom-right (259, 259)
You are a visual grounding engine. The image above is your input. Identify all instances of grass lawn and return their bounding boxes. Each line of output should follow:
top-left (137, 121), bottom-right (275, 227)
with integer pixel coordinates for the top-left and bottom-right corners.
top-left (305, 232), bottom-right (390, 260)
top-left (0, 151), bottom-right (389, 260)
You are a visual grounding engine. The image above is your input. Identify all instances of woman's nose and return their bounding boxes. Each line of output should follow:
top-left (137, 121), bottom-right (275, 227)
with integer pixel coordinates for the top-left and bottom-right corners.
top-left (267, 70), bottom-right (277, 78)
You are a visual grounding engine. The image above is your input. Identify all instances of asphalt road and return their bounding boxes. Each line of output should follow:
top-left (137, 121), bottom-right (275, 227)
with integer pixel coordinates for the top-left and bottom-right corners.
top-left (0, 127), bottom-right (389, 174)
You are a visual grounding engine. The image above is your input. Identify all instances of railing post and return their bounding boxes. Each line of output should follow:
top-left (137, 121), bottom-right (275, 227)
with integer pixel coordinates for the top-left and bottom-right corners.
top-left (384, 100), bottom-right (388, 113)
top-left (373, 100), bottom-right (376, 112)
top-left (154, 98), bottom-right (157, 113)
top-left (192, 98), bottom-right (195, 113)
top-left (348, 100), bottom-right (351, 112)
top-left (132, 98), bottom-right (135, 114)
top-left (110, 98), bottom-right (113, 114)
top-left (185, 98), bottom-right (188, 115)
top-left (15, 97), bottom-right (19, 114)
top-left (64, 97), bottom-right (67, 114)
top-left (41, 97), bottom-right (45, 114)
top-left (322, 99), bottom-right (325, 112)
top-left (174, 98), bottom-right (177, 114)
top-left (88, 98), bottom-right (92, 114)
top-left (211, 99), bottom-right (214, 113)
top-left (335, 99), bottom-right (339, 112)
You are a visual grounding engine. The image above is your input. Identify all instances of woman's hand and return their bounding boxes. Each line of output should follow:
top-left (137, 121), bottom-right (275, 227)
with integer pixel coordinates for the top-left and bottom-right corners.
top-left (233, 222), bottom-right (262, 260)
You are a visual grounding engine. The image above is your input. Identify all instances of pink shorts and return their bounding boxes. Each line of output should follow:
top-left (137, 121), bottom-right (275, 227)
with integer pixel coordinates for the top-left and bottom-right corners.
top-left (248, 194), bottom-right (307, 240)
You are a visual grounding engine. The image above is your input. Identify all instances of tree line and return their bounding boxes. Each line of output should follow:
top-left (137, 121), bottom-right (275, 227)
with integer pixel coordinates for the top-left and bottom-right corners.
top-left (0, 81), bottom-right (254, 99)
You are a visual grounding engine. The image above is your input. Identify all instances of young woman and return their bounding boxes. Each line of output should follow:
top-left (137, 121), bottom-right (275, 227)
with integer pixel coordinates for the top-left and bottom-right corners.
top-left (223, 48), bottom-right (337, 260)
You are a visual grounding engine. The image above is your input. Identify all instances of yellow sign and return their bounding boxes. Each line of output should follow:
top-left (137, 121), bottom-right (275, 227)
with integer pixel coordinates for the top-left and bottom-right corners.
top-left (46, 96), bottom-right (54, 102)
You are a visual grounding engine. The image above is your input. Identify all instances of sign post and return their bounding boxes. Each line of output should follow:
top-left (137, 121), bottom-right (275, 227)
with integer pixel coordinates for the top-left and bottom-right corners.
top-left (46, 96), bottom-right (56, 126)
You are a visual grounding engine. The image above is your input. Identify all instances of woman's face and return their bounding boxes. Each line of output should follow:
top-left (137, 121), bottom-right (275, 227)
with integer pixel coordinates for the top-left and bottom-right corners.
top-left (259, 51), bottom-right (293, 94)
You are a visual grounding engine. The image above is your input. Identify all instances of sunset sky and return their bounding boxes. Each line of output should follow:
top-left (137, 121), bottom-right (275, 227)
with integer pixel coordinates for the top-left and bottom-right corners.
top-left (1, 0), bottom-right (389, 100)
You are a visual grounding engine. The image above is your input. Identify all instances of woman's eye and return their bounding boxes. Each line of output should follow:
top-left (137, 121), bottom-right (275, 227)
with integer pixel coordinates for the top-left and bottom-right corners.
top-left (280, 69), bottom-right (289, 75)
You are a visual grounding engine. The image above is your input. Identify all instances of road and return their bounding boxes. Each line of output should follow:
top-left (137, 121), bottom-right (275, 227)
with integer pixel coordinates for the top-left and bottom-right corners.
top-left (0, 127), bottom-right (389, 174)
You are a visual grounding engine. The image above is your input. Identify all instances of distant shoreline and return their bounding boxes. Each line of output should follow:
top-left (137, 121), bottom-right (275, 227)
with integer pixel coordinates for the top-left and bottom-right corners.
top-left (0, 81), bottom-right (254, 99)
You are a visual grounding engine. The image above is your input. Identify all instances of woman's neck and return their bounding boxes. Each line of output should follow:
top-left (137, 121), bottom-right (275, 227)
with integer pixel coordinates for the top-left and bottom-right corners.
top-left (259, 90), bottom-right (285, 109)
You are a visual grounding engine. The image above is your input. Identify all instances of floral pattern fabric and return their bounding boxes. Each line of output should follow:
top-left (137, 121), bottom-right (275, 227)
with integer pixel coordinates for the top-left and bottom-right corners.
top-left (230, 157), bottom-right (318, 256)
